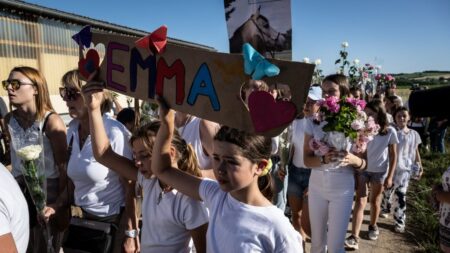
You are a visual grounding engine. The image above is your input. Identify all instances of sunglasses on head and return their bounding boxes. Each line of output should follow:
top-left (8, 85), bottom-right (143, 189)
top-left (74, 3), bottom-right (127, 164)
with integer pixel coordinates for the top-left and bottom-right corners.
top-left (2, 79), bottom-right (35, 91)
top-left (59, 87), bottom-right (81, 101)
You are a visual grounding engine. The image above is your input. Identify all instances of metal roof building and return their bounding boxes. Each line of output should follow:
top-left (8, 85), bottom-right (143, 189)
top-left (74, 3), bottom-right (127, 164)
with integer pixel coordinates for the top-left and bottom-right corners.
top-left (0, 0), bottom-right (215, 114)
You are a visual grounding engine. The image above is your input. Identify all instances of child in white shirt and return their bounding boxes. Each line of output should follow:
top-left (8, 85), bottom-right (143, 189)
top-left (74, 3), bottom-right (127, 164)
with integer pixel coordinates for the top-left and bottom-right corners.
top-left (83, 87), bottom-right (209, 253)
top-left (380, 106), bottom-right (423, 233)
top-left (151, 96), bottom-right (302, 253)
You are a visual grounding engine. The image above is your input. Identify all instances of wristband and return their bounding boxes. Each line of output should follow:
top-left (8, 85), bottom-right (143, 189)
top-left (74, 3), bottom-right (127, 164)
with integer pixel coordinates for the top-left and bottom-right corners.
top-left (125, 229), bottom-right (137, 238)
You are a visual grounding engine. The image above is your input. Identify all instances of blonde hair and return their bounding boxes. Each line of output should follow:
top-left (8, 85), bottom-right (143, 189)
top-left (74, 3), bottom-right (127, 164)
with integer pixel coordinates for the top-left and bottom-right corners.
top-left (130, 121), bottom-right (202, 178)
top-left (61, 69), bottom-right (110, 114)
top-left (10, 66), bottom-right (54, 120)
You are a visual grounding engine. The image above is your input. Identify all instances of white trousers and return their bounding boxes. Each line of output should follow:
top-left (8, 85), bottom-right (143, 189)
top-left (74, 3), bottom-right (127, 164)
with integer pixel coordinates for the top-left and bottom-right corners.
top-left (308, 170), bottom-right (355, 253)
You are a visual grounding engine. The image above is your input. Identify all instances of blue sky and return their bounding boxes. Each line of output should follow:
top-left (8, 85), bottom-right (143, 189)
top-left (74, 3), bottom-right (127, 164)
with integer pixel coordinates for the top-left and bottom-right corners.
top-left (25, 0), bottom-right (450, 75)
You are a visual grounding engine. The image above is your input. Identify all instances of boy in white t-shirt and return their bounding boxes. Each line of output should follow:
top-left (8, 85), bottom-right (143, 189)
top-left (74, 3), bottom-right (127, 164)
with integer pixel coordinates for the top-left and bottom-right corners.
top-left (0, 164), bottom-right (29, 253)
top-left (380, 107), bottom-right (423, 233)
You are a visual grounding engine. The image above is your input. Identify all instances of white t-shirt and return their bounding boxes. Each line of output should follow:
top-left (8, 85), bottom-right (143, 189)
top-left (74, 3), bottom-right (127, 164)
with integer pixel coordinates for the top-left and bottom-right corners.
top-left (137, 173), bottom-right (209, 253)
top-left (199, 179), bottom-right (302, 253)
top-left (440, 167), bottom-right (450, 227)
top-left (396, 129), bottom-right (421, 171)
top-left (291, 118), bottom-right (308, 168)
top-left (9, 112), bottom-right (59, 179)
top-left (366, 126), bottom-right (399, 173)
top-left (67, 116), bottom-right (132, 217)
top-left (0, 165), bottom-right (29, 253)
top-left (179, 117), bottom-right (212, 170)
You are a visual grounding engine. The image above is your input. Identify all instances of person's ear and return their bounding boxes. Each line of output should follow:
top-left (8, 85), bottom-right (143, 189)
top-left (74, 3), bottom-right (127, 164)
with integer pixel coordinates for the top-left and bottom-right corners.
top-left (255, 159), bottom-right (269, 176)
top-left (169, 146), bottom-right (177, 164)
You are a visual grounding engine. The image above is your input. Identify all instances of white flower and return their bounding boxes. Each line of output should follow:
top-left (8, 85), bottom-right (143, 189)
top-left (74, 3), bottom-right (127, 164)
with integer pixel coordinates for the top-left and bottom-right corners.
top-left (351, 119), bottom-right (365, 130)
top-left (353, 59), bottom-right (360, 65)
top-left (341, 41), bottom-right (349, 48)
top-left (376, 65), bottom-right (382, 70)
top-left (314, 59), bottom-right (322, 65)
top-left (17, 145), bottom-right (42, 161)
top-left (303, 57), bottom-right (310, 63)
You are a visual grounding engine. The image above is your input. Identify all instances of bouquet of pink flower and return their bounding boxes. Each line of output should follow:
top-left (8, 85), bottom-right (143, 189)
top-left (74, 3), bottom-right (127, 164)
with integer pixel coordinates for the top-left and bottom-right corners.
top-left (375, 73), bottom-right (396, 88)
top-left (310, 96), bottom-right (379, 156)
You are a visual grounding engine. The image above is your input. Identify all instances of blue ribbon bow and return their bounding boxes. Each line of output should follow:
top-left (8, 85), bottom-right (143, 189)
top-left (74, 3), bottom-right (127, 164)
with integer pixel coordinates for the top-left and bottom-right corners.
top-left (242, 43), bottom-right (280, 80)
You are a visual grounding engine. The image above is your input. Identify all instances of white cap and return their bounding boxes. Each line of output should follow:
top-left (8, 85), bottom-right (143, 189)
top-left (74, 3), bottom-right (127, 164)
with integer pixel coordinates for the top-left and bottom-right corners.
top-left (308, 86), bottom-right (322, 101)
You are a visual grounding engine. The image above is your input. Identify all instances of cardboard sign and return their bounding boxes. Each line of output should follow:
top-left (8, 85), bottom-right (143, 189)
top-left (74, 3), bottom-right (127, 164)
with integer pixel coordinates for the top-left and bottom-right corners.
top-left (82, 30), bottom-right (314, 137)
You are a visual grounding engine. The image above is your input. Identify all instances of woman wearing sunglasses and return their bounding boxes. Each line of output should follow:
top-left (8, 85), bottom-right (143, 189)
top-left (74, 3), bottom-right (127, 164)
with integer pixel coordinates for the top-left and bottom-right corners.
top-left (59, 69), bottom-right (138, 253)
top-left (3, 66), bottom-right (68, 253)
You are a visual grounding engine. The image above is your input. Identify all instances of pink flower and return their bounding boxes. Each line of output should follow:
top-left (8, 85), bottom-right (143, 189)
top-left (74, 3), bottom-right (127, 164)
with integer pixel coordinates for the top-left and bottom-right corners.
top-left (363, 72), bottom-right (369, 78)
top-left (351, 119), bottom-right (365, 130)
top-left (351, 141), bottom-right (367, 153)
top-left (309, 138), bottom-right (330, 156)
top-left (375, 74), bottom-right (381, 80)
top-left (318, 144), bottom-right (330, 156)
top-left (323, 96), bottom-right (340, 113)
top-left (309, 138), bottom-right (321, 151)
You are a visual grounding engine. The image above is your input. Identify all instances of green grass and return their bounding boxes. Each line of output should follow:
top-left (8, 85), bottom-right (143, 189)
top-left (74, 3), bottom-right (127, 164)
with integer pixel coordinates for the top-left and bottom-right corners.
top-left (407, 138), bottom-right (450, 252)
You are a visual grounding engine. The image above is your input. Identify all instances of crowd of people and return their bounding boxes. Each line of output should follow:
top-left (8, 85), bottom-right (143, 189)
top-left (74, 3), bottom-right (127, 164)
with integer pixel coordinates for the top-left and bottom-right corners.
top-left (0, 65), bottom-right (448, 253)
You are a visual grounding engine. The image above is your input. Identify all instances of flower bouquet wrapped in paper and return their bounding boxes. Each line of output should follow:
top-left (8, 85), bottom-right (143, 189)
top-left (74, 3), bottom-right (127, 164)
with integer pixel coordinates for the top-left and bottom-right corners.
top-left (310, 96), bottom-right (379, 166)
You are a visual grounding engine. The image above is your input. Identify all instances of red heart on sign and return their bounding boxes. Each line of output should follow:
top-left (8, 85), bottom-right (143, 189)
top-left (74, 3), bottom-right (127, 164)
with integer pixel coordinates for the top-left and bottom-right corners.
top-left (78, 49), bottom-right (100, 79)
top-left (248, 91), bottom-right (297, 133)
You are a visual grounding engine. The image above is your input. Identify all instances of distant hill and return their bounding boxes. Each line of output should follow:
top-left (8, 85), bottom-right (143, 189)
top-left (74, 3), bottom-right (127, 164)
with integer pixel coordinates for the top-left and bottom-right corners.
top-left (393, 71), bottom-right (450, 87)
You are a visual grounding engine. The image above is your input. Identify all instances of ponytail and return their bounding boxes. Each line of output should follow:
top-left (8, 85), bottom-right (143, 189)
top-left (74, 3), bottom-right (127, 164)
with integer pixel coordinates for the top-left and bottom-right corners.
top-left (172, 131), bottom-right (203, 178)
top-left (177, 141), bottom-right (202, 178)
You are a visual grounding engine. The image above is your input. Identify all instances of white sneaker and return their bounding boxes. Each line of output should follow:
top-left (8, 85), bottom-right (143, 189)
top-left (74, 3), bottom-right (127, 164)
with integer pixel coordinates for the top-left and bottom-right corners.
top-left (368, 225), bottom-right (379, 240)
top-left (379, 212), bottom-right (389, 218)
top-left (394, 225), bottom-right (405, 233)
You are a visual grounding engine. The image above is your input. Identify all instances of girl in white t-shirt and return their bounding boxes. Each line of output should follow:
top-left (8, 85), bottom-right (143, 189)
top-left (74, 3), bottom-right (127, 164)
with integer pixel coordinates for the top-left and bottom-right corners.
top-left (150, 96), bottom-right (302, 253)
top-left (82, 85), bottom-right (209, 253)
top-left (346, 100), bottom-right (399, 249)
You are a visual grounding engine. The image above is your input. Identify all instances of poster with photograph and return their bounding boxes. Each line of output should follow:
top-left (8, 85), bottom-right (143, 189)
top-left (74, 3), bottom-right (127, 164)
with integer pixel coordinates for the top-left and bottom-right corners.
top-left (225, 0), bottom-right (292, 60)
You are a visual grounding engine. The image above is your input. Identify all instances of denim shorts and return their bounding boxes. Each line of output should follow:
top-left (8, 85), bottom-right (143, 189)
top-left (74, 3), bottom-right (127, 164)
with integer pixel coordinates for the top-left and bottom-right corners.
top-left (357, 171), bottom-right (387, 197)
top-left (287, 163), bottom-right (311, 198)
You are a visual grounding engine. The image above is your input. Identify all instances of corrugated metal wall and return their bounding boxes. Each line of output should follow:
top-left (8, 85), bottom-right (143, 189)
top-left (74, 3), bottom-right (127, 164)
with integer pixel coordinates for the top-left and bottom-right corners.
top-left (0, 11), bottom-right (81, 97)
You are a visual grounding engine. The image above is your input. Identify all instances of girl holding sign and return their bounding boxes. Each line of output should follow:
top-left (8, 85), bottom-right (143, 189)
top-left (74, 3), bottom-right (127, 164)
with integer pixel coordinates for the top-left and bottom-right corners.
top-left (149, 95), bottom-right (302, 252)
top-left (82, 84), bottom-right (209, 253)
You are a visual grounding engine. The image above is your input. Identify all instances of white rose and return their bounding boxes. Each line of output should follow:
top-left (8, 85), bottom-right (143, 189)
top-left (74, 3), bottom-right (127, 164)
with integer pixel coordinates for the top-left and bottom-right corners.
top-left (17, 145), bottom-right (42, 161)
top-left (353, 59), bottom-right (360, 65)
top-left (341, 41), bottom-right (349, 48)
top-left (303, 57), bottom-right (310, 63)
top-left (314, 59), bottom-right (322, 65)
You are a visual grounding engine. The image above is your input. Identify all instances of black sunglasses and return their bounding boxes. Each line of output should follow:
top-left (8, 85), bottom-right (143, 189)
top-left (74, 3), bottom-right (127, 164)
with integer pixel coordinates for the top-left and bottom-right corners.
top-left (59, 87), bottom-right (81, 101)
top-left (2, 79), bottom-right (35, 91)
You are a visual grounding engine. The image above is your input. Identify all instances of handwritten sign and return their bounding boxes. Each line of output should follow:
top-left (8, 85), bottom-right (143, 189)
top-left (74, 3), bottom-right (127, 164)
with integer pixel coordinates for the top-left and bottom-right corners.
top-left (83, 30), bottom-right (314, 137)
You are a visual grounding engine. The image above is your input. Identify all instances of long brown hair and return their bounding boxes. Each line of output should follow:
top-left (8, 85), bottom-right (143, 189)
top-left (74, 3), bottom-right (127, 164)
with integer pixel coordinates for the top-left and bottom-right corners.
top-left (214, 126), bottom-right (273, 201)
top-left (366, 99), bottom-right (389, 135)
top-left (130, 120), bottom-right (202, 178)
top-left (10, 66), bottom-right (54, 120)
top-left (323, 74), bottom-right (351, 97)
